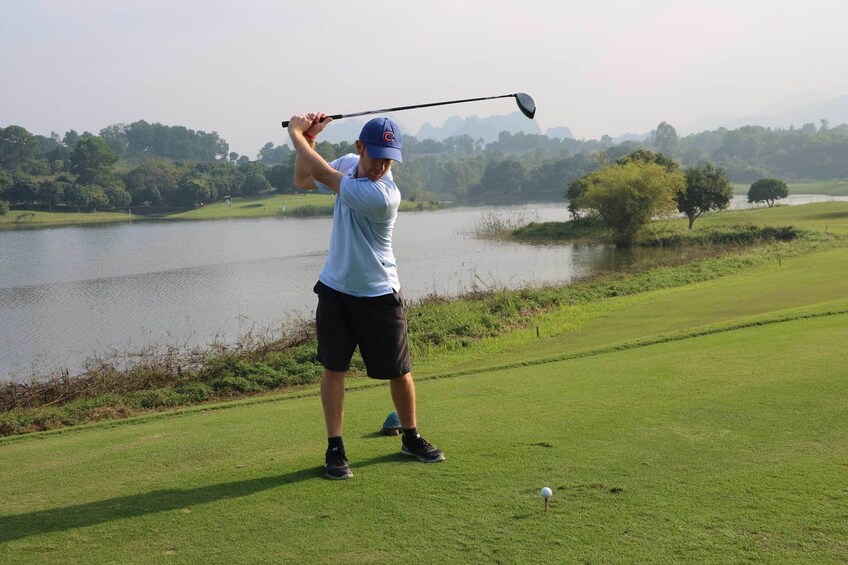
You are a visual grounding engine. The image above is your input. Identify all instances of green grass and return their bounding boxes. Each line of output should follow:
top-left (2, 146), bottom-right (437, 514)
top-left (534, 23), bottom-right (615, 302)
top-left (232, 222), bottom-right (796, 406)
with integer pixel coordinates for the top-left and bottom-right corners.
top-left (168, 193), bottom-right (335, 219)
top-left (1, 314), bottom-right (845, 562)
top-left (1, 193), bottom-right (437, 228)
top-left (690, 201), bottom-right (848, 234)
top-left (1, 203), bottom-right (847, 563)
top-left (0, 209), bottom-right (135, 229)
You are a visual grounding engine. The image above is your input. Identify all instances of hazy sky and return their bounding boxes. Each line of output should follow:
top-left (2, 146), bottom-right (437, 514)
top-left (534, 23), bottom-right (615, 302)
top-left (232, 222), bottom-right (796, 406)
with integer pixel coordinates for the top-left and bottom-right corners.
top-left (2, 0), bottom-right (848, 156)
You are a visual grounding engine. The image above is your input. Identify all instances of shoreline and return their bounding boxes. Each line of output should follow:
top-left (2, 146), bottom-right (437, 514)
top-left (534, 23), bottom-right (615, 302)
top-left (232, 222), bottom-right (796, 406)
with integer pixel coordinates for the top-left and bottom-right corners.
top-left (3, 208), bottom-right (843, 435)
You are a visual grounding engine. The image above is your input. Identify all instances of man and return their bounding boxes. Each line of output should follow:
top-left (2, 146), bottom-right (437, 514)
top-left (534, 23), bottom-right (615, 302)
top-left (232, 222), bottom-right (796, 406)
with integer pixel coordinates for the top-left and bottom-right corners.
top-left (288, 112), bottom-right (445, 480)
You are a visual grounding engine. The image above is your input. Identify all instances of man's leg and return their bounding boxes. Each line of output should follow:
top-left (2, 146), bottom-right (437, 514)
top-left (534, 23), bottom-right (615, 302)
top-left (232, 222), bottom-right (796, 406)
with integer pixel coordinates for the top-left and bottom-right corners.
top-left (321, 369), bottom-right (347, 437)
top-left (389, 372), bottom-right (416, 429)
top-left (391, 372), bottom-right (445, 463)
top-left (321, 369), bottom-right (352, 479)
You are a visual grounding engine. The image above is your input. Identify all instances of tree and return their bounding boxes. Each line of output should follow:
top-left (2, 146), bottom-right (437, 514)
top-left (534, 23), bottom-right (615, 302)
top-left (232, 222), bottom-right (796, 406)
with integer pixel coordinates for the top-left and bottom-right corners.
top-left (63, 183), bottom-right (84, 211)
top-left (240, 162), bottom-right (271, 195)
top-left (616, 149), bottom-right (679, 173)
top-left (441, 158), bottom-right (483, 199)
top-left (0, 170), bottom-right (12, 197)
top-left (63, 130), bottom-right (80, 150)
top-left (38, 179), bottom-right (65, 211)
top-left (99, 124), bottom-right (129, 158)
top-left (267, 163), bottom-right (294, 192)
top-left (123, 158), bottom-right (185, 205)
top-left (747, 178), bottom-right (788, 207)
top-left (477, 158), bottom-right (526, 195)
top-left (678, 163), bottom-right (733, 229)
top-left (652, 122), bottom-right (679, 155)
top-left (70, 136), bottom-right (118, 185)
top-left (564, 148), bottom-right (677, 221)
top-left (0, 200), bottom-right (8, 216)
top-left (573, 161), bottom-right (683, 246)
top-left (565, 176), bottom-right (592, 219)
top-left (175, 177), bottom-right (214, 207)
top-left (84, 185), bottom-right (109, 211)
top-left (257, 142), bottom-right (291, 164)
top-left (65, 184), bottom-right (107, 211)
top-left (7, 177), bottom-right (39, 208)
top-left (103, 183), bottom-right (132, 209)
top-left (0, 125), bottom-right (39, 171)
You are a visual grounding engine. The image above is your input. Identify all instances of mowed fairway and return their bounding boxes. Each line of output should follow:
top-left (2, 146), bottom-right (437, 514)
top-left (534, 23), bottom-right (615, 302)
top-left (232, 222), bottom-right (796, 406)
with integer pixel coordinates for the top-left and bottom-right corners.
top-left (1, 203), bottom-right (848, 563)
top-left (1, 315), bottom-right (845, 563)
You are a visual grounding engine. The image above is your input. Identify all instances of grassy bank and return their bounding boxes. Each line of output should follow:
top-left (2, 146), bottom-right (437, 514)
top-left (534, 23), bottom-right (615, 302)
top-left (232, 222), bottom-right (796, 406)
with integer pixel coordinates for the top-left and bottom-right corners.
top-left (0, 193), bottom-right (444, 229)
top-left (513, 201), bottom-right (848, 244)
top-left (733, 179), bottom-right (848, 196)
top-left (0, 204), bottom-right (846, 562)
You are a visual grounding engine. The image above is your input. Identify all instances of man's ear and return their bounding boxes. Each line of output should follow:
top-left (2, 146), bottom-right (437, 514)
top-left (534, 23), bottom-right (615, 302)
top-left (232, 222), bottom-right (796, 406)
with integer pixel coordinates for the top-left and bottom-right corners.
top-left (355, 140), bottom-right (364, 155)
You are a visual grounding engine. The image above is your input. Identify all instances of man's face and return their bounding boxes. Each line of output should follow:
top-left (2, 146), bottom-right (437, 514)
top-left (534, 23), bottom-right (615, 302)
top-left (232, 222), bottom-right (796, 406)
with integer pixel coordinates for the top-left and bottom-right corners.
top-left (356, 140), bottom-right (393, 181)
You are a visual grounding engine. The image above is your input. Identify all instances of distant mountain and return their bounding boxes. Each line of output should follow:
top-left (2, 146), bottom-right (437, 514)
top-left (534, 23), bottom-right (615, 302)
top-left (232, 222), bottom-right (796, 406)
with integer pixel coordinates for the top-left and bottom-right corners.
top-left (683, 92), bottom-right (848, 134)
top-left (545, 126), bottom-right (575, 139)
top-left (318, 118), bottom-right (367, 144)
top-left (611, 132), bottom-right (649, 143)
top-left (759, 89), bottom-right (832, 114)
top-left (414, 112), bottom-right (543, 142)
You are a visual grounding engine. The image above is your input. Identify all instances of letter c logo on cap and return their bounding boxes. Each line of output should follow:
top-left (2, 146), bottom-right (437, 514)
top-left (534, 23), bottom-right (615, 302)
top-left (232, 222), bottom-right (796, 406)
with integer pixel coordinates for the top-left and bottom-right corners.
top-left (383, 131), bottom-right (395, 143)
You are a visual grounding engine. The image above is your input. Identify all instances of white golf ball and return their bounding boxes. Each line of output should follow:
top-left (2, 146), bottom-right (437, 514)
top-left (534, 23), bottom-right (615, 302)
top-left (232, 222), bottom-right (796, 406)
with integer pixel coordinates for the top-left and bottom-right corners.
top-left (540, 487), bottom-right (553, 499)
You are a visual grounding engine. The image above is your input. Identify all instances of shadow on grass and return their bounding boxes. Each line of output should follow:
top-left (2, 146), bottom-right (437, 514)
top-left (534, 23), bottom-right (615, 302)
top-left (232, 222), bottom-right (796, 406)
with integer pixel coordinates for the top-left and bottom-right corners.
top-left (0, 453), bottom-right (403, 543)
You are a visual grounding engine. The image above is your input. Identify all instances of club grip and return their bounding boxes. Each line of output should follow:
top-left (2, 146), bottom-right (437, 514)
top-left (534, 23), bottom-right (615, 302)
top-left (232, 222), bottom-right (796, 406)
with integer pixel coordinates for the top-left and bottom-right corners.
top-left (281, 115), bottom-right (339, 128)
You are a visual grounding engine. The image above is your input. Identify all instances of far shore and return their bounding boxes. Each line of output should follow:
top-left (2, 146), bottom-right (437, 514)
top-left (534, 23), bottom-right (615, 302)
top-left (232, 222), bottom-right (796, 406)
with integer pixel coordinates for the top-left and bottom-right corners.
top-left (0, 192), bottom-right (447, 230)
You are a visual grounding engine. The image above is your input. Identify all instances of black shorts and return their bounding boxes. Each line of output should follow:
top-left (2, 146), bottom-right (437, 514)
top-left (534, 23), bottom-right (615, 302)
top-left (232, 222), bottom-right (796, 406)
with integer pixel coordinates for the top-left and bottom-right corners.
top-left (313, 281), bottom-right (411, 380)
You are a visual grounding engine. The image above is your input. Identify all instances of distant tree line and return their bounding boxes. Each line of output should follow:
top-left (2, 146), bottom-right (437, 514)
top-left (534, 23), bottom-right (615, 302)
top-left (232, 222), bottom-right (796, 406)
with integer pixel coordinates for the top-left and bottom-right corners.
top-left (1, 116), bottom-right (845, 213)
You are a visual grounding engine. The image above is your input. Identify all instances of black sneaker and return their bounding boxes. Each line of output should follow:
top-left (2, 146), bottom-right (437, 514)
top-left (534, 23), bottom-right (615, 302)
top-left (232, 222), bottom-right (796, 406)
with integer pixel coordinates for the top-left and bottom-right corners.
top-left (325, 447), bottom-right (353, 480)
top-left (401, 435), bottom-right (445, 463)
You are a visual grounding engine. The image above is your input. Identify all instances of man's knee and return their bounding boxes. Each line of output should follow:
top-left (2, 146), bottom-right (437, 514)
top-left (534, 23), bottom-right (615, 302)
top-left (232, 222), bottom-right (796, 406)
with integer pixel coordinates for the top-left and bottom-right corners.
top-left (323, 369), bottom-right (346, 381)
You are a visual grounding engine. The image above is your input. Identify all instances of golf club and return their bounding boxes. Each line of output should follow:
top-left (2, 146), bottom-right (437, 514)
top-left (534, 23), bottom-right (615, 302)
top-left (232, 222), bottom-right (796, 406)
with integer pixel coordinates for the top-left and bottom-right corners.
top-left (281, 93), bottom-right (535, 128)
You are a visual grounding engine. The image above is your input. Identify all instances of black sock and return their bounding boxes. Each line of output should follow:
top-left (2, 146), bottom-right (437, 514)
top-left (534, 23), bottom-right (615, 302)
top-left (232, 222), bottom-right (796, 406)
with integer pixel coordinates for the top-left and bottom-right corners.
top-left (402, 428), bottom-right (419, 444)
top-left (327, 436), bottom-right (344, 453)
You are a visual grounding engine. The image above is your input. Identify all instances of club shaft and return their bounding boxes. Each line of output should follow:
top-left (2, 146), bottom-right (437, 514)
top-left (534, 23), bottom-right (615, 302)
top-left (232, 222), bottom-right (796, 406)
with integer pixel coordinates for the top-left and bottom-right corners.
top-left (281, 94), bottom-right (518, 128)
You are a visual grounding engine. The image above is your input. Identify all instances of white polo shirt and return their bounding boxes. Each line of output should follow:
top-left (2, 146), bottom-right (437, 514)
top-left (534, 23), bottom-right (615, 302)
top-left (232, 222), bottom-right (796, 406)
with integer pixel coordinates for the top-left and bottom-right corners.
top-left (315, 154), bottom-right (401, 297)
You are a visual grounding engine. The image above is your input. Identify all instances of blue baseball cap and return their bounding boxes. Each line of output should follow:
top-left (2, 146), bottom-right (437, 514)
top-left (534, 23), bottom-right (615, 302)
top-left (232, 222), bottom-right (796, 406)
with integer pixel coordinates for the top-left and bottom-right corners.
top-left (359, 117), bottom-right (403, 163)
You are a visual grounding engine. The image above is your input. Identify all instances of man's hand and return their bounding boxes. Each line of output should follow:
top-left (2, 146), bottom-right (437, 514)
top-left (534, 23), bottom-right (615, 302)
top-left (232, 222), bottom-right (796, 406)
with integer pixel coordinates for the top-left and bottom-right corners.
top-left (287, 112), bottom-right (333, 141)
top-left (287, 114), bottom-right (314, 138)
top-left (289, 112), bottom-right (343, 194)
top-left (304, 112), bottom-right (333, 138)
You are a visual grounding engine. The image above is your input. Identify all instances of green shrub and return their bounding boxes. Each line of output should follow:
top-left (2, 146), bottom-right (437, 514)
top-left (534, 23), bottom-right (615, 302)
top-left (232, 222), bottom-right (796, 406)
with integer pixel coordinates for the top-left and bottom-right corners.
top-left (125, 388), bottom-right (182, 409)
top-left (0, 411), bottom-right (30, 435)
top-left (284, 204), bottom-right (333, 218)
top-left (208, 376), bottom-right (260, 394)
top-left (201, 355), bottom-right (285, 393)
top-left (513, 217), bottom-right (606, 240)
top-left (175, 381), bottom-right (212, 403)
top-left (63, 394), bottom-right (123, 419)
top-left (638, 225), bottom-right (801, 247)
top-left (0, 200), bottom-right (9, 216)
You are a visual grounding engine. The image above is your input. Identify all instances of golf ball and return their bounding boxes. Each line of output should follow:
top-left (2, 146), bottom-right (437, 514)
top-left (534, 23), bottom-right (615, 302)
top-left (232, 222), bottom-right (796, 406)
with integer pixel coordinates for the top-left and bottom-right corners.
top-left (541, 487), bottom-right (553, 499)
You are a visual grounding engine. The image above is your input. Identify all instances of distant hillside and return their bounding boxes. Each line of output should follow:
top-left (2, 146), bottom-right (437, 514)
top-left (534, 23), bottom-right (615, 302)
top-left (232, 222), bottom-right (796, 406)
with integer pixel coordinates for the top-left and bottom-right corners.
top-left (545, 126), bottom-right (575, 139)
top-left (683, 92), bottom-right (848, 134)
top-left (415, 112), bottom-right (543, 142)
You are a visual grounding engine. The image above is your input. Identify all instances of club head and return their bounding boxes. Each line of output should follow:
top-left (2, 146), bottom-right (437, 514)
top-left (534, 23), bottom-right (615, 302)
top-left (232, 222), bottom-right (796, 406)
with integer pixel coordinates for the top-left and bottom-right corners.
top-left (514, 93), bottom-right (536, 119)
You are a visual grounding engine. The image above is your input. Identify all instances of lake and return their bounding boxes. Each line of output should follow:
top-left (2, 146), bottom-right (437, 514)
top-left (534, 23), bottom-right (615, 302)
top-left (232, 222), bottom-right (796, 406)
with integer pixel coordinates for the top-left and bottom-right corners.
top-left (1, 196), bottom-right (844, 379)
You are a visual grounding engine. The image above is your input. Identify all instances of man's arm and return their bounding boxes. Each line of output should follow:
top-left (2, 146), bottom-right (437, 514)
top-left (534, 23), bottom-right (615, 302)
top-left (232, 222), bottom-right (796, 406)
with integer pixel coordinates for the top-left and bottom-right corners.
top-left (289, 113), bottom-right (344, 194)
